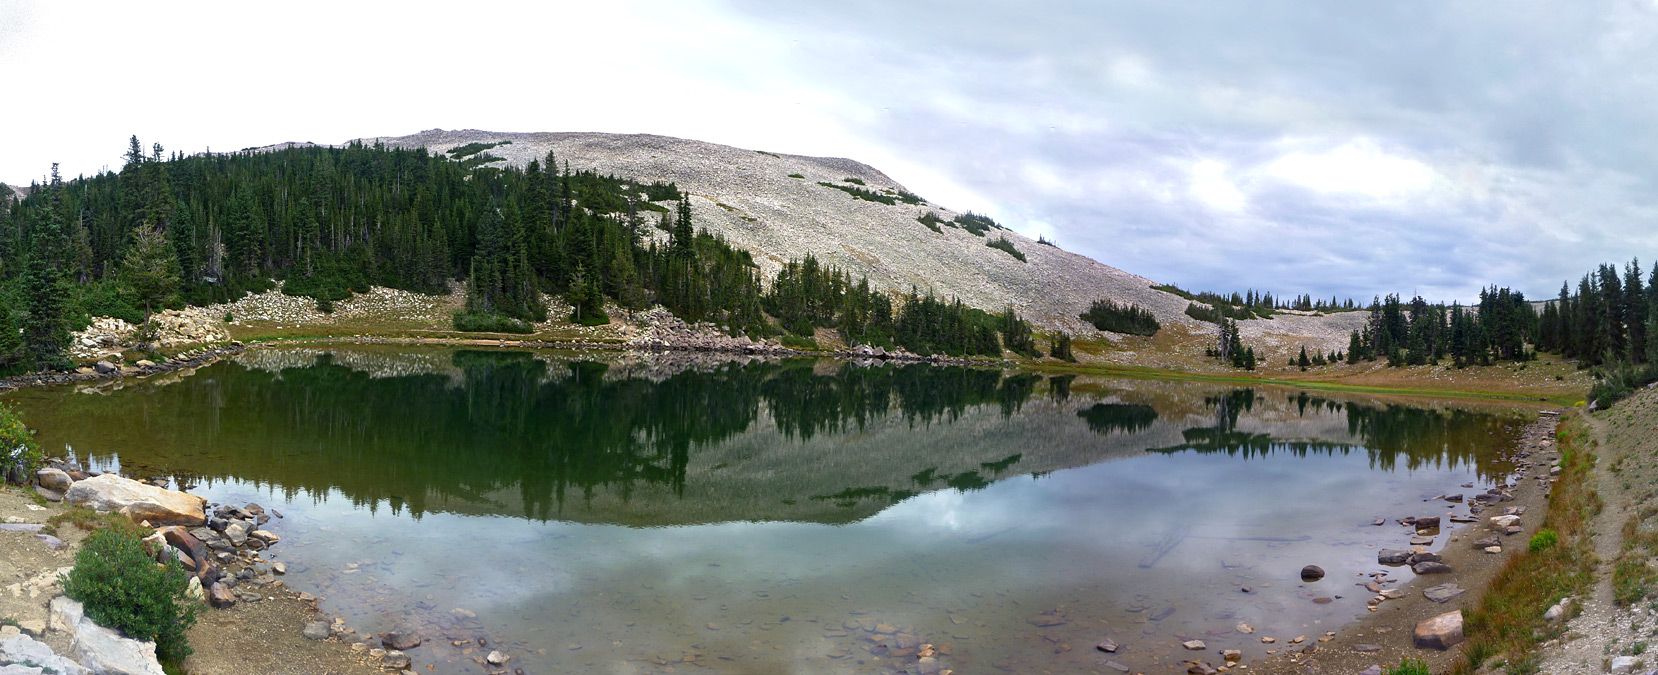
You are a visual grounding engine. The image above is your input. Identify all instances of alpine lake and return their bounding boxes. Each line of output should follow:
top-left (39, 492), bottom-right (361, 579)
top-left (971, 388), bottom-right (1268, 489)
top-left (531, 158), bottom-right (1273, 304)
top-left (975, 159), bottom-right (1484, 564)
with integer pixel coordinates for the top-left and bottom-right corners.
top-left (2, 347), bottom-right (1532, 674)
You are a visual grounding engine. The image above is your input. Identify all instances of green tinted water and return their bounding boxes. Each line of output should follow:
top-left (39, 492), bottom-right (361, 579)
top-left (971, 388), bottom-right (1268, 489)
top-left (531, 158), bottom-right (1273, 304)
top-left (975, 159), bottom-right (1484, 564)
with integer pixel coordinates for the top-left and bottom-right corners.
top-left (4, 348), bottom-right (1525, 674)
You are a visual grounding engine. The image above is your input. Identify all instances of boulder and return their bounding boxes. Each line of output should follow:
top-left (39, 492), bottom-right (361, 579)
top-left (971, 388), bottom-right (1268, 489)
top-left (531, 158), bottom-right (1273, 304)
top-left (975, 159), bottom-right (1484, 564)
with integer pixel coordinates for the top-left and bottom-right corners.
top-left (49, 597), bottom-right (164, 675)
top-left (1378, 549), bottom-right (1411, 564)
top-left (381, 629), bottom-right (421, 650)
top-left (1423, 584), bottom-right (1467, 603)
top-left (35, 468), bottom-right (72, 492)
top-left (94, 361), bottom-right (117, 374)
top-left (207, 582), bottom-right (236, 609)
top-left (382, 650), bottom-right (411, 670)
top-left (1412, 610), bottom-right (1464, 650)
top-left (1300, 565), bottom-right (1325, 581)
top-left (1414, 516), bottom-right (1441, 530)
top-left (1407, 552), bottom-right (1442, 565)
top-left (0, 631), bottom-right (90, 675)
top-left (1489, 515), bottom-right (1520, 528)
top-left (65, 475), bottom-right (206, 526)
top-left (1412, 561), bottom-right (1453, 575)
top-left (1096, 639), bottom-right (1119, 652)
top-left (1182, 639), bottom-right (1206, 650)
top-left (303, 622), bottom-right (331, 641)
top-left (1611, 656), bottom-right (1637, 674)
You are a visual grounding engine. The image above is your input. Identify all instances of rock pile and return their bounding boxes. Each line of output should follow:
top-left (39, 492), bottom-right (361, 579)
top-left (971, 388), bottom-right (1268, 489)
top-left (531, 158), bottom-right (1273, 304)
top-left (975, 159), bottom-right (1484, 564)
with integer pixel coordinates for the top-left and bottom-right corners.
top-left (67, 309), bottom-right (229, 362)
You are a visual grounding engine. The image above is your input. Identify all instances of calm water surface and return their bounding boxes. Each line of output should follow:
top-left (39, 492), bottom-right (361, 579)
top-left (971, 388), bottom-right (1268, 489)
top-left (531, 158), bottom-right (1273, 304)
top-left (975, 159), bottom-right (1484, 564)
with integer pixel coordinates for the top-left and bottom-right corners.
top-left (4, 348), bottom-right (1526, 674)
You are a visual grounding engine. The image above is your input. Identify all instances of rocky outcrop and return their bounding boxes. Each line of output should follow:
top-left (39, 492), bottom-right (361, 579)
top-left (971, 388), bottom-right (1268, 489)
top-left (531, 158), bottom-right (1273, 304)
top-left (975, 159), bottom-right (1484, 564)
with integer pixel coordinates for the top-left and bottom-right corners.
top-left (48, 597), bottom-right (166, 675)
top-left (0, 630), bottom-right (90, 675)
top-left (64, 475), bottom-right (207, 526)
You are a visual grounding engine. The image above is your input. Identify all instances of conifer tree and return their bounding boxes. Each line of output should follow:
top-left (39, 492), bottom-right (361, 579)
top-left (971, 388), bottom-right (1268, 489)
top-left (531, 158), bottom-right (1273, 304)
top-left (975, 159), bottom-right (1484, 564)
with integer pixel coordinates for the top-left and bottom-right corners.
top-left (19, 165), bottom-right (72, 370)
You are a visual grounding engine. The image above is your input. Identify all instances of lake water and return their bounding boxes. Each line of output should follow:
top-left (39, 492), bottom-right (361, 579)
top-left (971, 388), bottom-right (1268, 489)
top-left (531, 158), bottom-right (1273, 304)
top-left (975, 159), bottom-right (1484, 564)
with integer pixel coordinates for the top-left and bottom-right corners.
top-left (3, 347), bottom-right (1526, 674)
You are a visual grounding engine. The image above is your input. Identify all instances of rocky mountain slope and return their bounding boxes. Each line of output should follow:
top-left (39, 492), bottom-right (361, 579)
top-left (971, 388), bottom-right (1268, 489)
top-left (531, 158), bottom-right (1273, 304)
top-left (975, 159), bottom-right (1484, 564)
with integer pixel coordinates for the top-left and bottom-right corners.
top-left (256, 129), bottom-right (1363, 355)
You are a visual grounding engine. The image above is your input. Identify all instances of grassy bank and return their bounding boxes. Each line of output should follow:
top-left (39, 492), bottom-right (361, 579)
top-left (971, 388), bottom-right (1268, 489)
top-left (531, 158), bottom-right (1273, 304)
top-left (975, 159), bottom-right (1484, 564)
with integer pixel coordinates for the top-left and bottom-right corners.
top-left (1026, 360), bottom-right (1582, 407)
top-left (1452, 413), bottom-right (1601, 675)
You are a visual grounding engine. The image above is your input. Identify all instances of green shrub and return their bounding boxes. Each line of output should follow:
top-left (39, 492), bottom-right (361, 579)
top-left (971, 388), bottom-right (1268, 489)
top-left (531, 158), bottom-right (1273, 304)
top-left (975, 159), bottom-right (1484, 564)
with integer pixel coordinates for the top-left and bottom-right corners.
top-left (916, 212), bottom-right (945, 233)
top-left (1529, 529), bottom-right (1559, 552)
top-left (787, 173), bottom-right (804, 179)
top-left (841, 176), bottom-right (866, 186)
top-left (62, 527), bottom-right (199, 663)
top-left (1386, 658), bottom-right (1430, 675)
top-left (570, 308), bottom-right (610, 326)
top-left (452, 311), bottom-right (534, 334)
top-left (780, 334), bottom-right (817, 350)
top-left (1081, 299), bottom-right (1160, 336)
top-left (818, 181), bottom-right (896, 205)
top-left (985, 236), bottom-right (1026, 262)
top-left (0, 403), bottom-right (42, 485)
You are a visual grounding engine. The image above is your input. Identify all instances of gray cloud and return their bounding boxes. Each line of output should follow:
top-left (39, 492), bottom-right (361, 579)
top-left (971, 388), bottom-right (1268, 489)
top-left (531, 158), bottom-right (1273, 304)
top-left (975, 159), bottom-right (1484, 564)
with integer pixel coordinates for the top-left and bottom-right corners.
top-left (727, 0), bottom-right (1658, 301)
top-left (4, 1), bottom-right (1655, 303)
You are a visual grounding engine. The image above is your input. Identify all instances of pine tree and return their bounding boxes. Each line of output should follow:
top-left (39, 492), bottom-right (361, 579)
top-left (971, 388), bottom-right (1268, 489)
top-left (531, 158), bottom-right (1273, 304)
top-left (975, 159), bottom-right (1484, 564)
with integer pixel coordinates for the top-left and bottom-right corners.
top-left (19, 165), bottom-right (72, 370)
top-left (1297, 345), bottom-right (1309, 370)
top-left (119, 223), bottom-right (181, 321)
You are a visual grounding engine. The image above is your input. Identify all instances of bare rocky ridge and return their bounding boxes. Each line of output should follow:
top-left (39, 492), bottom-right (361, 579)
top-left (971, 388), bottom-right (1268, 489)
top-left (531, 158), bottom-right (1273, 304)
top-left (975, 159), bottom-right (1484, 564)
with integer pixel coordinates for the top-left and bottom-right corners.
top-left (337, 129), bottom-right (1204, 336)
top-left (242, 129), bottom-right (1378, 357)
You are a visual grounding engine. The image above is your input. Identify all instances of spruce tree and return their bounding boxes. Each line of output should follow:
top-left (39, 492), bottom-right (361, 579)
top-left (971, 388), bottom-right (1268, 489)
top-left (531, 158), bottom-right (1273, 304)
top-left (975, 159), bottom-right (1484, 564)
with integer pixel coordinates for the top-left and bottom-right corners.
top-left (19, 165), bottom-right (72, 370)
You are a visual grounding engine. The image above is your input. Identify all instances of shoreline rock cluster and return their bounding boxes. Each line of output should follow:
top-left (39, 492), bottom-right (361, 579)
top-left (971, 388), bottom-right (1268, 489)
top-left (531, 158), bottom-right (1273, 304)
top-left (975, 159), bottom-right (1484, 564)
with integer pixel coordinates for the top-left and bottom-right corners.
top-left (0, 342), bottom-right (250, 392)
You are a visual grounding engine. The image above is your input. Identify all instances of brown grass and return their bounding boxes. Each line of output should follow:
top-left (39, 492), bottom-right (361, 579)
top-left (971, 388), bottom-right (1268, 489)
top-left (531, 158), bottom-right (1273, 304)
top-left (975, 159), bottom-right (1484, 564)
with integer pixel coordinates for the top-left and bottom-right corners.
top-left (1453, 414), bottom-right (1601, 674)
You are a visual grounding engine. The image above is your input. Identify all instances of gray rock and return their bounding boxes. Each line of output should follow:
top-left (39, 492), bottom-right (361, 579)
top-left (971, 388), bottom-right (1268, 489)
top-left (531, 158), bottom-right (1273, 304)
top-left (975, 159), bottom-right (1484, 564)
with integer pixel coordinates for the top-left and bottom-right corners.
top-left (1096, 638), bottom-right (1119, 653)
top-left (486, 650), bottom-right (509, 666)
top-left (382, 650), bottom-right (411, 670)
top-left (1360, 666), bottom-right (1382, 675)
top-left (48, 597), bottom-right (164, 675)
top-left (1352, 644), bottom-right (1383, 652)
top-left (1104, 661), bottom-right (1130, 672)
top-left (1412, 561), bottom-right (1453, 575)
top-left (1378, 549), bottom-right (1411, 564)
top-left (35, 468), bottom-right (72, 491)
top-left (382, 629), bottom-right (421, 650)
top-left (1471, 536), bottom-right (1500, 549)
top-left (1407, 551), bottom-right (1442, 565)
top-left (303, 621), bottom-right (331, 640)
top-left (1300, 565), bottom-right (1325, 581)
top-left (1611, 656), bottom-right (1638, 674)
top-left (1423, 584), bottom-right (1467, 603)
top-left (1414, 516), bottom-right (1440, 530)
top-left (94, 360), bottom-right (117, 374)
top-left (0, 631), bottom-right (90, 675)
top-left (1543, 602), bottom-right (1566, 621)
top-left (34, 533), bottom-right (67, 550)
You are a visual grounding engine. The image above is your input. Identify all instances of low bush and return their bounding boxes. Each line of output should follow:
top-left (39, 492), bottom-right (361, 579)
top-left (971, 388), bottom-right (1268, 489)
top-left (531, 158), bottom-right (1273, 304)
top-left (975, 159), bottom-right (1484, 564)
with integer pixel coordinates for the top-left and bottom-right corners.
top-left (1386, 658), bottom-right (1430, 675)
top-left (452, 311), bottom-right (534, 334)
top-left (0, 403), bottom-right (42, 484)
top-left (985, 236), bottom-right (1026, 262)
top-left (1081, 299), bottom-right (1160, 336)
top-left (1528, 529), bottom-right (1558, 552)
top-left (62, 527), bottom-right (199, 663)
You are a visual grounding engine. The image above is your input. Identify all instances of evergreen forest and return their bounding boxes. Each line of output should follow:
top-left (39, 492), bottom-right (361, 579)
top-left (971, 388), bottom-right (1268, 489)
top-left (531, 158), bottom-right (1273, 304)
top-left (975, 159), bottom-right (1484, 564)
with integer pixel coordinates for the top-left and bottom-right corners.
top-left (0, 138), bottom-right (1039, 373)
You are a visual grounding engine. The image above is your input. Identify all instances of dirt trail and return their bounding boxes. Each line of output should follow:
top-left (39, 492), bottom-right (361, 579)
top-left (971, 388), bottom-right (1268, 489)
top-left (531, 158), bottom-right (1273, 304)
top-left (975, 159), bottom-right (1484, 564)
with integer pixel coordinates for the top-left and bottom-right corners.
top-left (1537, 389), bottom-right (1658, 675)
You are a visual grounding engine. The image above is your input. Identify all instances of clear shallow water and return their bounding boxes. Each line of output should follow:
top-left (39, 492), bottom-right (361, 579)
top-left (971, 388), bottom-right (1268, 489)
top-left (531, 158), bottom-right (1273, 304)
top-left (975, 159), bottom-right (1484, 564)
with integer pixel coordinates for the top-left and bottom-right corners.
top-left (4, 348), bottom-right (1524, 674)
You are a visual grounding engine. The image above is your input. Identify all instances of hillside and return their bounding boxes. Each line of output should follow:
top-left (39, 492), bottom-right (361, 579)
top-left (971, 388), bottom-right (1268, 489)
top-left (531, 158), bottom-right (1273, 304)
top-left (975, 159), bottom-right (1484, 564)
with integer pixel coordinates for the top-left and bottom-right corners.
top-left (329, 130), bottom-right (1194, 333)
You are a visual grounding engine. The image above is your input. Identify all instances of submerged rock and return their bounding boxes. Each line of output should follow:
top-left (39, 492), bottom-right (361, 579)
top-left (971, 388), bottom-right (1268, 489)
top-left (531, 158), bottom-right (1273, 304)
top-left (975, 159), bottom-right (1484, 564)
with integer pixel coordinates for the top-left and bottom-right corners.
top-left (1300, 565), bottom-right (1325, 581)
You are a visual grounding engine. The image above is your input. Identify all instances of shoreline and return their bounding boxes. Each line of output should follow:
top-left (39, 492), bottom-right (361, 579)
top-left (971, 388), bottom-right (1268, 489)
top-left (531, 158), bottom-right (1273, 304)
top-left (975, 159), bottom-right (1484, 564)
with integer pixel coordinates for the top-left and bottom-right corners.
top-left (0, 330), bottom-right (1580, 408)
top-left (1248, 414), bottom-right (1560, 675)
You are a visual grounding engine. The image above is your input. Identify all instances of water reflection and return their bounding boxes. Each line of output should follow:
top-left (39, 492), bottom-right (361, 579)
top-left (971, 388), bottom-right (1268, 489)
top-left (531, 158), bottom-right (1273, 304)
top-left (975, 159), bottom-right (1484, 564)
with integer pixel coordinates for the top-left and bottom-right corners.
top-left (1, 348), bottom-right (1529, 674)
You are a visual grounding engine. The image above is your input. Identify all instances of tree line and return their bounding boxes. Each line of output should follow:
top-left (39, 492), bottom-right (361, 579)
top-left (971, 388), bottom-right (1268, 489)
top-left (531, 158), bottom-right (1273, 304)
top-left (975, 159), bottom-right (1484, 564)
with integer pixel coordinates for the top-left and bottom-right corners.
top-left (0, 139), bottom-right (1041, 371)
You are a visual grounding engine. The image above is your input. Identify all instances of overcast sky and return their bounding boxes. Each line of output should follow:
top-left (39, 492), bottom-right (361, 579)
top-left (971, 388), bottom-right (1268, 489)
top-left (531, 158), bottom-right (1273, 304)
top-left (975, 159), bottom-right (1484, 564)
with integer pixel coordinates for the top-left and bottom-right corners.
top-left (3, 1), bottom-right (1656, 303)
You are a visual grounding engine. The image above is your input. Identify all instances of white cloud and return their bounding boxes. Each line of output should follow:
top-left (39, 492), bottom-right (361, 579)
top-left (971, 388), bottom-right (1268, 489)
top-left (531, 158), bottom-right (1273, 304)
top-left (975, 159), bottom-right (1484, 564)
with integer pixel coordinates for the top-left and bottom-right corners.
top-left (1189, 159), bottom-right (1248, 212)
top-left (1264, 139), bottom-right (1437, 200)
